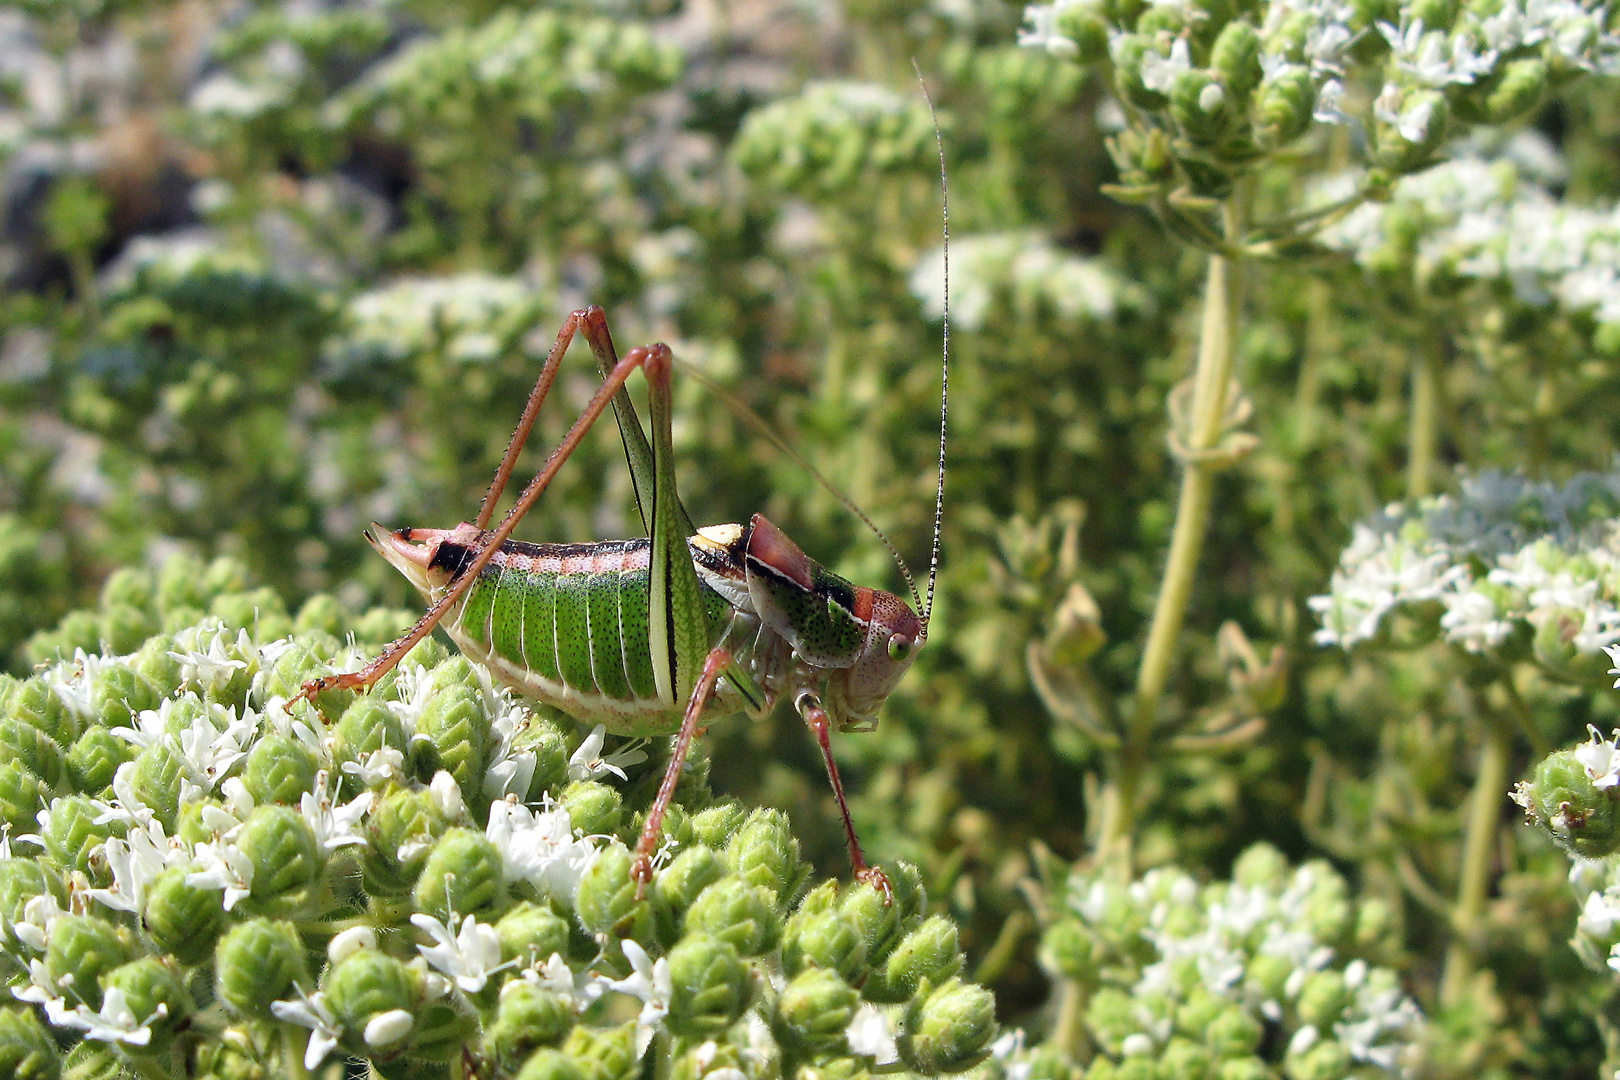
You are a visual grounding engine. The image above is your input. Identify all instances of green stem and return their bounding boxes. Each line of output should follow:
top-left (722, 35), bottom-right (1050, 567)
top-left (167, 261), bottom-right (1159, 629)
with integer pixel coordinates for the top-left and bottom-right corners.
top-left (1051, 978), bottom-right (1092, 1062)
top-left (1440, 702), bottom-right (1512, 1008)
top-left (1407, 341), bottom-right (1438, 499)
top-left (1100, 186), bottom-right (1248, 869)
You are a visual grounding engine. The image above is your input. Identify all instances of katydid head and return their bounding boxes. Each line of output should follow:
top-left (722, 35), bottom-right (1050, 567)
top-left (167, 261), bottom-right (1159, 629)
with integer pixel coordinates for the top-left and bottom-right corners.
top-left (743, 514), bottom-right (922, 731)
top-left (367, 523), bottom-right (484, 597)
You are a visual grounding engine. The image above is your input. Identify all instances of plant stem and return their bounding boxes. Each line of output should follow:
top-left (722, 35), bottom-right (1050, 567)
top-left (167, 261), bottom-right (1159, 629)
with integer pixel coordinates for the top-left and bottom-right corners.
top-left (1407, 340), bottom-right (1439, 499)
top-left (1440, 696), bottom-right (1512, 1008)
top-left (1099, 187), bottom-right (1249, 869)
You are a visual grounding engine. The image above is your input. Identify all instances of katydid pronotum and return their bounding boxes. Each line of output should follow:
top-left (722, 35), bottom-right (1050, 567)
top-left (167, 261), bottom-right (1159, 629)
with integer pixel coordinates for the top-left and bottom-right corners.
top-left (294, 303), bottom-right (948, 899)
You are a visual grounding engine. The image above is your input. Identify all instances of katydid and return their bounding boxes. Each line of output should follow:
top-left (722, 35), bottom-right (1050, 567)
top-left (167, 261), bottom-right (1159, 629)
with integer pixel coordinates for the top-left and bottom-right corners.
top-left (295, 305), bottom-right (947, 897)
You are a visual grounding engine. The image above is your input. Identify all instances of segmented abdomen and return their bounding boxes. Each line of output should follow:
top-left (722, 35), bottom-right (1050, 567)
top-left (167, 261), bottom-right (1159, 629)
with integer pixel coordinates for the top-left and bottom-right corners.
top-left (443, 538), bottom-right (734, 735)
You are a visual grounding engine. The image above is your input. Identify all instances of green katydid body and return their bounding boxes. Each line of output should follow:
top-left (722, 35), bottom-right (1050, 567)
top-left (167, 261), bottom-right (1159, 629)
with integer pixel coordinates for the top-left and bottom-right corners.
top-left (370, 513), bottom-right (923, 740)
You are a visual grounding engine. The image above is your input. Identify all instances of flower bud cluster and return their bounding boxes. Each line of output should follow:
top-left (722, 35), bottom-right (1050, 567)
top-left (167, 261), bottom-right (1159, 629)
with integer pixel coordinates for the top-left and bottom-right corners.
top-left (1310, 468), bottom-right (1620, 679)
top-left (331, 9), bottom-right (681, 135)
top-left (325, 274), bottom-right (543, 372)
top-left (0, 561), bottom-right (995, 1078)
top-left (1020, 0), bottom-right (1620, 198)
top-left (909, 233), bottom-right (1146, 333)
top-left (1566, 857), bottom-right (1620, 976)
top-left (101, 233), bottom-right (320, 336)
top-left (1320, 138), bottom-right (1620, 350)
top-left (732, 82), bottom-right (942, 201)
top-left (1036, 845), bottom-right (1422, 1079)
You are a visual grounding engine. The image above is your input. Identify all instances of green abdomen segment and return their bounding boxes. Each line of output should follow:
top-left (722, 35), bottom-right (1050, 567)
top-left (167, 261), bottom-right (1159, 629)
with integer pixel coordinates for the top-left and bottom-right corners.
top-left (446, 538), bottom-right (732, 728)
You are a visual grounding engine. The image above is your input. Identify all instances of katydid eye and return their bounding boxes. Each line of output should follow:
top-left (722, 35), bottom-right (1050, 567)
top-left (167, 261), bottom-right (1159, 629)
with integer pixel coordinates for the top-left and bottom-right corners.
top-left (887, 633), bottom-right (915, 662)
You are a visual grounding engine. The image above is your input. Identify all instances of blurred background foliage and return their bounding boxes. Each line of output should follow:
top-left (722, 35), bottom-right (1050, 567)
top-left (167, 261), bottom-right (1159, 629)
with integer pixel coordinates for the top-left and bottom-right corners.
top-left (4, 0), bottom-right (1620, 1073)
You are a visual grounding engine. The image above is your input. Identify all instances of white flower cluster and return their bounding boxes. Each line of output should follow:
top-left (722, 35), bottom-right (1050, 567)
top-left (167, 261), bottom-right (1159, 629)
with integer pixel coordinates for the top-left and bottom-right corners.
top-left (1567, 854), bottom-right (1620, 976)
top-left (909, 232), bottom-right (1144, 332)
top-left (1322, 139), bottom-right (1620, 331)
top-left (1311, 469), bottom-right (1620, 656)
top-left (1062, 848), bottom-right (1423, 1076)
top-left (327, 274), bottom-right (540, 368)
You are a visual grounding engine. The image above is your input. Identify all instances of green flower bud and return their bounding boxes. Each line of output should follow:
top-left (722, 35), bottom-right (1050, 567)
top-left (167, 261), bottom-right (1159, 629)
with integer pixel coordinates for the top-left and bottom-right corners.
top-left (899, 977), bottom-right (998, 1074)
top-left (101, 567), bottom-right (154, 612)
top-left (773, 968), bottom-right (860, 1052)
top-left (1217, 1057), bottom-right (1271, 1080)
top-left (1407, 0), bottom-right (1458, 28)
top-left (1521, 749), bottom-right (1620, 858)
top-left (239, 804), bottom-right (323, 915)
top-left (1056, 0), bottom-right (1112, 62)
top-left (652, 844), bottom-right (726, 942)
top-left (724, 808), bottom-right (803, 897)
top-left (575, 845), bottom-right (650, 939)
top-left (42, 795), bottom-right (120, 877)
top-left (666, 933), bottom-right (749, 1036)
top-left (1040, 920), bottom-right (1100, 984)
top-left (1113, 36), bottom-right (1171, 109)
top-left (6, 678), bottom-right (74, 740)
top-left (364, 785), bottom-right (450, 895)
top-left (1245, 953), bottom-right (1292, 1003)
top-left (685, 876), bottom-right (781, 956)
top-left (782, 904), bottom-right (869, 981)
top-left (259, 640), bottom-right (350, 716)
top-left (210, 588), bottom-right (290, 642)
top-left (192, 1024), bottom-right (275, 1080)
top-left (487, 982), bottom-right (576, 1068)
top-left (690, 801), bottom-right (747, 849)
top-left (0, 760), bottom-right (46, 833)
top-left (1085, 1056), bottom-right (1119, 1080)
top-left (0, 858), bottom-right (65, 925)
top-left (66, 726), bottom-right (134, 793)
top-left (0, 718), bottom-right (64, 789)
top-left (98, 604), bottom-right (155, 655)
top-left (1355, 896), bottom-right (1396, 950)
top-left (144, 865), bottom-right (229, 965)
top-left (89, 661), bottom-right (162, 727)
top-left (496, 902), bottom-right (573, 967)
top-left (1204, 1006), bottom-right (1263, 1059)
top-left (410, 994), bottom-right (481, 1062)
top-left (241, 733), bottom-right (320, 806)
top-left (561, 1022), bottom-right (641, 1080)
top-left (324, 949), bottom-right (416, 1052)
top-left (1026, 1045), bottom-right (1081, 1080)
top-left (1232, 843), bottom-right (1289, 887)
top-left (127, 742), bottom-right (185, 828)
top-left (1137, 6), bottom-right (1185, 35)
top-left (1284, 1038), bottom-right (1350, 1080)
top-left (517, 1048), bottom-right (587, 1080)
top-left (215, 918), bottom-right (309, 1018)
top-left (1211, 21), bottom-right (1262, 101)
top-left (1159, 1038), bottom-right (1212, 1080)
top-left (333, 698), bottom-right (408, 771)
top-left (45, 915), bottom-right (133, 1010)
top-left (126, 638), bottom-right (183, 697)
top-left (1373, 89), bottom-right (1449, 173)
top-left (101, 956), bottom-right (189, 1051)
top-left (414, 827), bottom-right (507, 920)
top-left (560, 780), bottom-right (624, 839)
top-left (839, 862), bottom-right (926, 966)
top-left (1295, 970), bottom-right (1348, 1028)
top-left (0, 1006), bottom-right (59, 1080)
top-left (416, 660), bottom-right (492, 793)
top-left (293, 594), bottom-right (348, 637)
top-left (870, 915), bottom-right (963, 1002)
top-left (1253, 66), bottom-right (1316, 147)
top-left (1085, 987), bottom-right (1137, 1055)
top-left (61, 1042), bottom-right (123, 1080)
top-left (1170, 69), bottom-right (1232, 145)
top-left (516, 714), bottom-right (573, 801)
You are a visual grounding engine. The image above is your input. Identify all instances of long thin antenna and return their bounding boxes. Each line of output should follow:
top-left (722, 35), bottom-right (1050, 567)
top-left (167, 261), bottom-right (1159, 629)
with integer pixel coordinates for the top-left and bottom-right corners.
top-left (914, 62), bottom-right (949, 636)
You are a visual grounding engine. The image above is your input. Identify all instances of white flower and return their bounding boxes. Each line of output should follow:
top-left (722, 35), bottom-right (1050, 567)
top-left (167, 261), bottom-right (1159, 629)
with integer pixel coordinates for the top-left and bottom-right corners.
top-left (365, 1009), bottom-right (415, 1051)
top-left (52, 987), bottom-right (166, 1046)
top-left (186, 838), bottom-right (255, 910)
top-left (1019, 3), bottom-right (1081, 57)
top-left (299, 771), bottom-right (374, 851)
top-left (272, 987), bottom-right (343, 1070)
top-left (1575, 726), bottom-right (1620, 789)
top-left (606, 939), bottom-right (672, 1055)
top-left (329, 926), bottom-right (378, 964)
top-left (87, 817), bottom-right (183, 914)
top-left (567, 724), bottom-right (649, 783)
top-left (344, 746), bottom-right (408, 786)
top-left (1138, 38), bottom-right (1192, 95)
top-left (510, 952), bottom-right (607, 1012)
top-left (169, 628), bottom-right (249, 694)
top-left (10, 890), bottom-right (66, 953)
top-left (412, 913), bottom-right (509, 993)
top-left (485, 797), bottom-right (603, 899)
top-left (485, 694), bottom-right (538, 799)
top-left (847, 1004), bottom-right (900, 1065)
